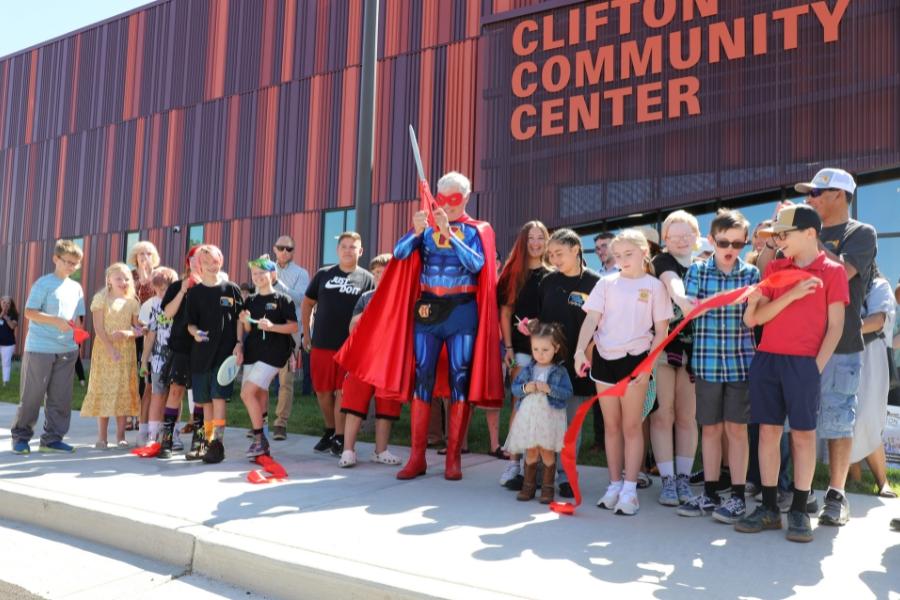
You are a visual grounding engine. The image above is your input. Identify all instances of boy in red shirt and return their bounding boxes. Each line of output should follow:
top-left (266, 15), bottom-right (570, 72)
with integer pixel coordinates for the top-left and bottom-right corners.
top-left (737, 205), bottom-right (848, 543)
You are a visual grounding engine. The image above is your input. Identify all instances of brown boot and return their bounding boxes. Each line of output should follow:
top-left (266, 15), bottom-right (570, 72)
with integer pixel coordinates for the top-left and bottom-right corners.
top-left (540, 462), bottom-right (556, 504)
top-left (517, 461), bottom-right (538, 501)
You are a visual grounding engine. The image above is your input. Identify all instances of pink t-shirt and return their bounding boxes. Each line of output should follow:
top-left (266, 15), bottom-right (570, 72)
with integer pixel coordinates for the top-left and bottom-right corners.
top-left (583, 273), bottom-right (673, 360)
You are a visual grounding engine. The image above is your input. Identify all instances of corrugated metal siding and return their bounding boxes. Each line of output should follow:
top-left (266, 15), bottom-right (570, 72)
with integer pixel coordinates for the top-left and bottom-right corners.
top-left (0, 0), bottom-right (898, 350)
top-left (477, 0), bottom-right (900, 250)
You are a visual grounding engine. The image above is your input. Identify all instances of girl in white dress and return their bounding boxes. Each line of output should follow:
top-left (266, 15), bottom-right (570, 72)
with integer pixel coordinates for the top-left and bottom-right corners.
top-left (504, 320), bottom-right (573, 504)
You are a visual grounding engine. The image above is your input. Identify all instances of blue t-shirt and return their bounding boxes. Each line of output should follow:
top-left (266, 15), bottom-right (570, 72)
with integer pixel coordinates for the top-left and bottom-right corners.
top-left (24, 273), bottom-right (85, 354)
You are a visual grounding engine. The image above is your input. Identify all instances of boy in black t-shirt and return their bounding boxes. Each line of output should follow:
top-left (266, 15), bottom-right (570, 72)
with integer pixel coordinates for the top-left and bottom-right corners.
top-left (301, 232), bottom-right (374, 456)
top-left (238, 255), bottom-right (298, 458)
top-left (184, 245), bottom-right (244, 464)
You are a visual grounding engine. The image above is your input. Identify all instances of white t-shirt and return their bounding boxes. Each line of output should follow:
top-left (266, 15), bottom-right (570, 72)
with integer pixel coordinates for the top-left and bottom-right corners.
top-left (583, 273), bottom-right (673, 360)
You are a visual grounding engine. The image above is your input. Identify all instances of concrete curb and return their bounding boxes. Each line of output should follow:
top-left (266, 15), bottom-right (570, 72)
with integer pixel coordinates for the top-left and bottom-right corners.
top-left (0, 479), bottom-right (501, 600)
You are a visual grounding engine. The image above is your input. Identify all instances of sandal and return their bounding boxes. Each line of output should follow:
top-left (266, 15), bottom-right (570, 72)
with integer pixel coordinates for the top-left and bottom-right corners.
top-left (337, 450), bottom-right (357, 468)
top-left (490, 446), bottom-right (510, 460)
top-left (878, 482), bottom-right (898, 498)
top-left (370, 450), bottom-right (403, 465)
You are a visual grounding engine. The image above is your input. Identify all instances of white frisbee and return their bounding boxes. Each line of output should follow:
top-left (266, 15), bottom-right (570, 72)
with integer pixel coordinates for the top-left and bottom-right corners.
top-left (217, 355), bottom-right (239, 386)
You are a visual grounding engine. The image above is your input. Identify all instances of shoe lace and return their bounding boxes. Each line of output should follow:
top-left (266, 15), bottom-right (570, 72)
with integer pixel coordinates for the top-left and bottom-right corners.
top-left (721, 497), bottom-right (743, 512)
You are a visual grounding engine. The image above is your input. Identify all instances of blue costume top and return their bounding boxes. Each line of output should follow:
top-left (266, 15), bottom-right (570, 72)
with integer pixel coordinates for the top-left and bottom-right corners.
top-left (393, 222), bottom-right (485, 300)
top-left (393, 220), bottom-right (486, 403)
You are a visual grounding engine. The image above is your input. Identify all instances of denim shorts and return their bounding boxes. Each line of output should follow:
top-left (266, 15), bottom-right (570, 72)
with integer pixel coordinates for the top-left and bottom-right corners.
top-left (817, 351), bottom-right (861, 439)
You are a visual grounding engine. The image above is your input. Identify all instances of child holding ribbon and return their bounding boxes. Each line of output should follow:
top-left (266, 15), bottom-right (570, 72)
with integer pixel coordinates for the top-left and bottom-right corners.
top-left (574, 229), bottom-right (672, 516)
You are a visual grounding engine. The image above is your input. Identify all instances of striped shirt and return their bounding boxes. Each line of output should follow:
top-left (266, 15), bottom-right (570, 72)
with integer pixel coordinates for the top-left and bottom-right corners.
top-left (684, 256), bottom-right (759, 382)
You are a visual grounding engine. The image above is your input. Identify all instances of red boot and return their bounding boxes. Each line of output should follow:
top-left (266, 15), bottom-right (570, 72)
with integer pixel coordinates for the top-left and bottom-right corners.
top-left (397, 398), bottom-right (431, 480)
top-left (444, 401), bottom-right (471, 481)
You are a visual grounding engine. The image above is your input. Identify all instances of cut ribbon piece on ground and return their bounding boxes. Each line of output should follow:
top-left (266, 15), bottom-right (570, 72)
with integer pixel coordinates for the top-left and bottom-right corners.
top-left (247, 455), bottom-right (288, 484)
top-left (550, 269), bottom-right (813, 515)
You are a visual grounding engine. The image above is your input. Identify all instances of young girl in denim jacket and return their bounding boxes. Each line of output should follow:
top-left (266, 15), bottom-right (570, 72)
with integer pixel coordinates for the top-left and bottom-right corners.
top-left (504, 320), bottom-right (573, 504)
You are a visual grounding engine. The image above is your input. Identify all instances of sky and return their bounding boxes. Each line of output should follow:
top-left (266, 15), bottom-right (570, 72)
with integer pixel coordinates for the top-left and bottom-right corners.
top-left (0, 0), bottom-right (153, 59)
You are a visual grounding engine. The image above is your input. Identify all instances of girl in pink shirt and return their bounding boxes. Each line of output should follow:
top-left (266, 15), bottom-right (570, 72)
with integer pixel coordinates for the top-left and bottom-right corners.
top-left (574, 229), bottom-right (672, 516)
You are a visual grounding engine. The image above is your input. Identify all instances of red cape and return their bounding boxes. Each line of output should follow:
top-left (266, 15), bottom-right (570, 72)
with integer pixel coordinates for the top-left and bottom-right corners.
top-left (335, 216), bottom-right (503, 407)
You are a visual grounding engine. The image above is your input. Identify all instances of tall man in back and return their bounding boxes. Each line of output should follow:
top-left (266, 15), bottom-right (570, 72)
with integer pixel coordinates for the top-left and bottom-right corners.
top-left (271, 235), bottom-right (309, 440)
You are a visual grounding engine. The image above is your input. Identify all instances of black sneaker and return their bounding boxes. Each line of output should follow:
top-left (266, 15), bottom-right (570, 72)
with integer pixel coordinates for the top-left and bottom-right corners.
top-left (689, 469), bottom-right (704, 486)
top-left (786, 510), bottom-right (813, 543)
top-left (185, 430), bottom-right (207, 461)
top-left (313, 432), bottom-right (333, 453)
top-left (818, 489), bottom-right (849, 526)
top-left (202, 439), bottom-right (225, 464)
top-left (734, 505), bottom-right (782, 533)
top-left (330, 436), bottom-right (344, 458)
top-left (505, 474), bottom-right (524, 491)
top-left (558, 481), bottom-right (574, 499)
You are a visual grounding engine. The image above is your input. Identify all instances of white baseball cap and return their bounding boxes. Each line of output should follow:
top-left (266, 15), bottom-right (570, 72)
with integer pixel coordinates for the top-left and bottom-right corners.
top-left (794, 168), bottom-right (857, 195)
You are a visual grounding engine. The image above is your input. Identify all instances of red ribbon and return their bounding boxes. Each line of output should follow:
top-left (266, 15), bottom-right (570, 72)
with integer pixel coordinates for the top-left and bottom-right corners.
top-left (68, 321), bottom-right (90, 345)
top-left (549, 268), bottom-right (813, 515)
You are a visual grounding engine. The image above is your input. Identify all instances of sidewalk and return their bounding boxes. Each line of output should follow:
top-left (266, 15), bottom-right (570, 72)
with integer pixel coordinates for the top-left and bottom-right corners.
top-left (0, 518), bottom-right (270, 599)
top-left (0, 403), bottom-right (896, 600)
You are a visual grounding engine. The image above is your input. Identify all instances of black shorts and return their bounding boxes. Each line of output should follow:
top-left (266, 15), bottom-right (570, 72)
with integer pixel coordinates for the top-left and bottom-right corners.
top-left (590, 349), bottom-right (649, 386)
top-left (749, 352), bottom-right (820, 431)
top-left (160, 351), bottom-right (191, 389)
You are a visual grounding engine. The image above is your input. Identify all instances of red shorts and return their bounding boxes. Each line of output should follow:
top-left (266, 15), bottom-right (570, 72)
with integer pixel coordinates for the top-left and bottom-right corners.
top-left (340, 372), bottom-right (402, 420)
top-left (311, 348), bottom-right (347, 393)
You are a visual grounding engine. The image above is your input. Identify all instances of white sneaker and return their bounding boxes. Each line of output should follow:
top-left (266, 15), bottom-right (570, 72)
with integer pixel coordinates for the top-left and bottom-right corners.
top-left (338, 450), bottom-right (357, 468)
top-left (615, 491), bottom-right (640, 516)
top-left (370, 449), bottom-right (402, 465)
top-left (499, 462), bottom-right (520, 486)
top-left (597, 482), bottom-right (623, 509)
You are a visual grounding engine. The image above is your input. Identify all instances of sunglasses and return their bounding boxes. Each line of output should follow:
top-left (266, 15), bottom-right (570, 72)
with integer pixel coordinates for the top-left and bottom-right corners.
top-left (807, 188), bottom-right (838, 198)
top-left (275, 245), bottom-right (294, 252)
top-left (714, 239), bottom-right (748, 250)
top-left (435, 192), bottom-right (464, 207)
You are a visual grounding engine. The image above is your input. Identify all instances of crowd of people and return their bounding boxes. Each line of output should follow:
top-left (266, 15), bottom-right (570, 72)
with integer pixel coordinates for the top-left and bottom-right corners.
top-left (6, 167), bottom-right (899, 542)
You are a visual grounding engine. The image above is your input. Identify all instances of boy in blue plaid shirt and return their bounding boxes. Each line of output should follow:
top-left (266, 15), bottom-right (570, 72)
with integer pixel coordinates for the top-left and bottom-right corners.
top-left (677, 209), bottom-right (759, 523)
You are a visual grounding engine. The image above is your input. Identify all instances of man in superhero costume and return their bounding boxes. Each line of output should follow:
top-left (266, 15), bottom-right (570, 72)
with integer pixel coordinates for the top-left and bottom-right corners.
top-left (336, 171), bottom-right (503, 480)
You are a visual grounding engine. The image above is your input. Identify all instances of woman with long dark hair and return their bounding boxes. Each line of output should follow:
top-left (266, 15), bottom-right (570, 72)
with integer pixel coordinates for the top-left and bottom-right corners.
top-left (497, 221), bottom-right (552, 485)
top-left (0, 296), bottom-right (19, 385)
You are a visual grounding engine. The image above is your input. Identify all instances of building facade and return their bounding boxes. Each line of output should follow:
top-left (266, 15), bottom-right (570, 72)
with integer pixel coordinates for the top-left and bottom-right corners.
top-left (0, 0), bottom-right (898, 342)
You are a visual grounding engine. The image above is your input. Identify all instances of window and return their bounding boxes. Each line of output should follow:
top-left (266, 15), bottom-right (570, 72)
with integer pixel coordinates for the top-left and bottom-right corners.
top-left (857, 176), bottom-right (900, 286)
top-left (70, 238), bottom-right (84, 283)
top-left (320, 209), bottom-right (357, 266)
top-left (124, 231), bottom-right (140, 262)
top-left (188, 224), bottom-right (204, 250)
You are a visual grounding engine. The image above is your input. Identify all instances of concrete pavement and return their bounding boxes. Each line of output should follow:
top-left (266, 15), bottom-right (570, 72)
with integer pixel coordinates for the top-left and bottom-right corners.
top-left (0, 518), bottom-right (270, 599)
top-left (0, 403), bottom-right (897, 600)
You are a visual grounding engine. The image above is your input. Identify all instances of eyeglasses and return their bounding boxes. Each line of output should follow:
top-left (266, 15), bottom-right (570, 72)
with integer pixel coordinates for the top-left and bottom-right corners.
top-left (772, 229), bottom-right (798, 241)
top-left (275, 245), bottom-right (294, 252)
top-left (713, 239), bottom-right (748, 250)
top-left (58, 257), bottom-right (81, 268)
top-left (807, 188), bottom-right (838, 198)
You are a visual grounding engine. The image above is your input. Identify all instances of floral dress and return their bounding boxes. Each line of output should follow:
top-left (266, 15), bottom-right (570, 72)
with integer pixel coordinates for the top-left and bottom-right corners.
top-left (81, 295), bottom-right (140, 417)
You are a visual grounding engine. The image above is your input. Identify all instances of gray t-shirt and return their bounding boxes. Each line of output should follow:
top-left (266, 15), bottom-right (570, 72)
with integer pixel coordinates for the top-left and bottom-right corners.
top-left (820, 219), bottom-right (877, 354)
